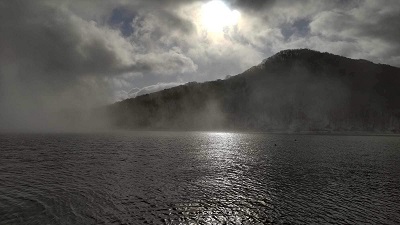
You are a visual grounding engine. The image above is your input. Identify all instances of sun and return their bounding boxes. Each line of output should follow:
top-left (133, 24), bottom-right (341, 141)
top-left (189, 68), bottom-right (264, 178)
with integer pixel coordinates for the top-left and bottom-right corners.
top-left (201, 0), bottom-right (241, 33)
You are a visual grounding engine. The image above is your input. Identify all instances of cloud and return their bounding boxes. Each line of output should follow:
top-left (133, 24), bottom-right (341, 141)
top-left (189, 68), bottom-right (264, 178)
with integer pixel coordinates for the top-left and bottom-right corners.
top-left (307, 0), bottom-right (400, 64)
top-left (0, 1), bottom-right (201, 80)
top-left (0, 2), bottom-right (131, 78)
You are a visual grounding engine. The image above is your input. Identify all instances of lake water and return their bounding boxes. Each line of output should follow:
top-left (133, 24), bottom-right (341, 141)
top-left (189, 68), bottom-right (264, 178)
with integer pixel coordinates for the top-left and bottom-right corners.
top-left (0, 132), bottom-right (399, 224)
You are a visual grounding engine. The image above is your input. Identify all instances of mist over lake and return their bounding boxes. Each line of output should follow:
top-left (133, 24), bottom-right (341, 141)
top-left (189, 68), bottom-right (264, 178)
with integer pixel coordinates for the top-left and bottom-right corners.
top-left (1, 132), bottom-right (399, 224)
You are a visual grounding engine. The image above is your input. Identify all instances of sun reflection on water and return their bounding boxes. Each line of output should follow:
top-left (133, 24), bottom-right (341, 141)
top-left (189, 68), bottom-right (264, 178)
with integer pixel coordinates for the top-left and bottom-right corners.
top-left (183, 132), bottom-right (268, 223)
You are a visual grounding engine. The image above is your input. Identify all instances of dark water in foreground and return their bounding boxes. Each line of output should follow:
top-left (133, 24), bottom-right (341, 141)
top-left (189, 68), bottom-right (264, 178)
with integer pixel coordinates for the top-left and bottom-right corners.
top-left (0, 132), bottom-right (399, 225)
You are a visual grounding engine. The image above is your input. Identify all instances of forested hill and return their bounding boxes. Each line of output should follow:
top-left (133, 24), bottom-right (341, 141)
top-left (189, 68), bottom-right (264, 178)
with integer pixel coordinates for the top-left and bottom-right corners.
top-left (106, 49), bottom-right (400, 133)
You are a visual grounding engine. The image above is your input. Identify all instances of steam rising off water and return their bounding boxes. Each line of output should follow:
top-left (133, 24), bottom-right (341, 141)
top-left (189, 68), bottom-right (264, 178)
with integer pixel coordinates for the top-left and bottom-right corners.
top-left (1, 132), bottom-right (399, 224)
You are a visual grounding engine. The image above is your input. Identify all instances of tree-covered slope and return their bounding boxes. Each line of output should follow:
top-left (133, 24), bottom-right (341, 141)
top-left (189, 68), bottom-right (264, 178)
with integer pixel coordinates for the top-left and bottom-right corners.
top-left (107, 49), bottom-right (400, 132)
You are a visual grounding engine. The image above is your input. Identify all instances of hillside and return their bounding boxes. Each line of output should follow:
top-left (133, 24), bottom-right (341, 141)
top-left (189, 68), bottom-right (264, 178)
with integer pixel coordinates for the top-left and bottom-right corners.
top-left (106, 49), bottom-right (400, 132)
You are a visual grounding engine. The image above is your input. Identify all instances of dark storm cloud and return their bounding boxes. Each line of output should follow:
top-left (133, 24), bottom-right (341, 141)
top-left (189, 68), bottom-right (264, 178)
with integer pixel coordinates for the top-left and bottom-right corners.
top-left (0, 1), bottom-right (198, 83)
top-left (0, 1), bottom-right (142, 82)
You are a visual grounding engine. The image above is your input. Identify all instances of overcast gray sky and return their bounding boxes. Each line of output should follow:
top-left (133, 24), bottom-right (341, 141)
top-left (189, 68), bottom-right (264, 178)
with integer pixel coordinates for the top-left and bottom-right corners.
top-left (0, 0), bottom-right (399, 129)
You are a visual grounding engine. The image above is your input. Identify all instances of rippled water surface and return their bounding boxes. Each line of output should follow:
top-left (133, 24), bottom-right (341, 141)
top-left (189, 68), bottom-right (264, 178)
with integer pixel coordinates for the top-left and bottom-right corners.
top-left (1, 132), bottom-right (400, 224)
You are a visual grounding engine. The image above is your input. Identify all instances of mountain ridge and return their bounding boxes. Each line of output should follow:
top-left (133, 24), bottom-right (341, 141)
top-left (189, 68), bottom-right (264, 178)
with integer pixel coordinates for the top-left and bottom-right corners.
top-left (107, 49), bottom-right (400, 133)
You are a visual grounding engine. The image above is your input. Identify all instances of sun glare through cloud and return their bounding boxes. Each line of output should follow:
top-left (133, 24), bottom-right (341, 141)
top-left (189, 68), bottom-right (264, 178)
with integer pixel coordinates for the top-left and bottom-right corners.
top-left (200, 0), bottom-right (241, 33)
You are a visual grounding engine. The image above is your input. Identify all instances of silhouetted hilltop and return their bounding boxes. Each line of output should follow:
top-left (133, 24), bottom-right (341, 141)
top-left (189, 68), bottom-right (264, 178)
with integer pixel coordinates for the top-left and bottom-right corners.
top-left (107, 49), bottom-right (400, 132)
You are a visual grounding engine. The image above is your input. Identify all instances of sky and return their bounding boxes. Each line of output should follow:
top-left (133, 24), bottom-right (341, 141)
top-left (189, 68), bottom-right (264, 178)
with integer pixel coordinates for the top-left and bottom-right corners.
top-left (0, 0), bottom-right (399, 129)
